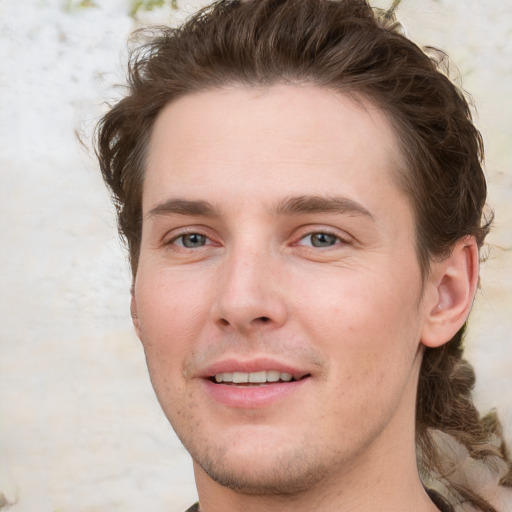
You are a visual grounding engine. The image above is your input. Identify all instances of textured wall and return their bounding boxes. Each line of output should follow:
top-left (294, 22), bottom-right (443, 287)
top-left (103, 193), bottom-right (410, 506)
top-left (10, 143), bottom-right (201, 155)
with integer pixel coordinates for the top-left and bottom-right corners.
top-left (0, 1), bottom-right (510, 511)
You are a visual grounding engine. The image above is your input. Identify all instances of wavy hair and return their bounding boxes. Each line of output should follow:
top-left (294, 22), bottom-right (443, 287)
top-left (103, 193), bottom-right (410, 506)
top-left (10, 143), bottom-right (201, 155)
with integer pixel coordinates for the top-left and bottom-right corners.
top-left (95, 1), bottom-right (511, 509)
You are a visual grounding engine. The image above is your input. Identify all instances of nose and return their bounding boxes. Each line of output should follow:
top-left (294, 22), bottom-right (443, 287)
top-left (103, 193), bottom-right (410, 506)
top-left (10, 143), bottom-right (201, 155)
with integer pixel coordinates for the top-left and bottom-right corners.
top-left (211, 245), bottom-right (288, 334)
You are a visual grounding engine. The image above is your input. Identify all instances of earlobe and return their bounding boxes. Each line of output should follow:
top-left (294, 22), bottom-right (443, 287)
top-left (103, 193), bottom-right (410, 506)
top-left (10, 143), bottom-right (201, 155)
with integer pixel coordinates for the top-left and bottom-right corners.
top-left (131, 292), bottom-right (142, 340)
top-left (421, 237), bottom-right (479, 348)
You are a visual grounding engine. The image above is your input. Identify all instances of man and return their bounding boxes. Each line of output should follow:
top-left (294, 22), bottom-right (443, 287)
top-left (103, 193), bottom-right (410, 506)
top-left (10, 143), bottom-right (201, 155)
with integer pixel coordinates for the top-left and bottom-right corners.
top-left (95, 1), bottom-right (511, 511)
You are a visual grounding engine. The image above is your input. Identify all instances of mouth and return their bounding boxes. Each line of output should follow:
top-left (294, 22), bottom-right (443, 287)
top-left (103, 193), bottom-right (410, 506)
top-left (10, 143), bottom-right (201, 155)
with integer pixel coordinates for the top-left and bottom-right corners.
top-left (202, 360), bottom-right (313, 407)
top-left (209, 370), bottom-right (311, 386)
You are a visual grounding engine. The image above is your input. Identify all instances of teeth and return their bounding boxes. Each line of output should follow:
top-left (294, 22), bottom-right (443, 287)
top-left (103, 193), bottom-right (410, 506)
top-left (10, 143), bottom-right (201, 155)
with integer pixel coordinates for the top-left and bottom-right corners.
top-left (214, 370), bottom-right (296, 384)
top-left (248, 371), bottom-right (266, 383)
top-left (215, 372), bottom-right (232, 383)
top-left (232, 372), bottom-right (248, 383)
top-left (266, 370), bottom-right (280, 382)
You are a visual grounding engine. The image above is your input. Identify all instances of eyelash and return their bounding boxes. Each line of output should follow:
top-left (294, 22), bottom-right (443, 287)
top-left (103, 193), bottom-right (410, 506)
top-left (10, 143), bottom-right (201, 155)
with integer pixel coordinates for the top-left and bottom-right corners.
top-left (167, 230), bottom-right (215, 249)
top-left (165, 228), bottom-right (349, 251)
top-left (295, 230), bottom-right (348, 249)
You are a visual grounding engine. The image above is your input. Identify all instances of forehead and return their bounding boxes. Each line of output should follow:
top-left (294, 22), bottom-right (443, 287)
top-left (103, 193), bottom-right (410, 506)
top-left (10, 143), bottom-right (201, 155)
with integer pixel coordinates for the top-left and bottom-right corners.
top-left (144, 85), bottom-right (407, 218)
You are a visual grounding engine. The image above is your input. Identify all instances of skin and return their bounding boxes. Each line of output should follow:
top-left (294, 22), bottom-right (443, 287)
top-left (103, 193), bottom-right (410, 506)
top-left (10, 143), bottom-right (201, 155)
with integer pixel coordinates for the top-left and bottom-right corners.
top-left (131, 85), bottom-right (478, 512)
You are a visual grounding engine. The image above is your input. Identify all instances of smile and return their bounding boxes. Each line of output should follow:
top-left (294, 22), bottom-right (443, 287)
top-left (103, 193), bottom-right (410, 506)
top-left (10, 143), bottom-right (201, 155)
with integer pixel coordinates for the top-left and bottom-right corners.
top-left (200, 358), bottom-right (313, 407)
top-left (203, 365), bottom-right (312, 408)
top-left (212, 370), bottom-right (298, 384)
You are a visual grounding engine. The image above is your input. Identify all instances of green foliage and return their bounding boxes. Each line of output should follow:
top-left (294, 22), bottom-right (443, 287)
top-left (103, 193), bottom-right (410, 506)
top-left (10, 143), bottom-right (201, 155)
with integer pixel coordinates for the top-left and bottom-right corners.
top-left (63, 0), bottom-right (98, 12)
top-left (129, 0), bottom-right (178, 18)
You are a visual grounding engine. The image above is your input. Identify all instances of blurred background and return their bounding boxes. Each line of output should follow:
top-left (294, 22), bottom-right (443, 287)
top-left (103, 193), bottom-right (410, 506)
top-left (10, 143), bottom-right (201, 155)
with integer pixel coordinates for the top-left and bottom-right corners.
top-left (0, 0), bottom-right (510, 510)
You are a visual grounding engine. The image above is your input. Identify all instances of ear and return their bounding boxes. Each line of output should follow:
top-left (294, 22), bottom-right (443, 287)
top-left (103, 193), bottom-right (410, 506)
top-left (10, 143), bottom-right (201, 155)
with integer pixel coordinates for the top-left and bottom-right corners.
top-left (420, 237), bottom-right (479, 348)
top-left (131, 290), bottom-right (142, 340)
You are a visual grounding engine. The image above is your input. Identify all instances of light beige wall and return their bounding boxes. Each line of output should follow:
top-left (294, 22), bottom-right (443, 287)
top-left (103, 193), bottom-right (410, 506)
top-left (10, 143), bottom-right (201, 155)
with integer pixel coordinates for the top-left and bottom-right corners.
top-left (0, 1), bottom-right (510, 511)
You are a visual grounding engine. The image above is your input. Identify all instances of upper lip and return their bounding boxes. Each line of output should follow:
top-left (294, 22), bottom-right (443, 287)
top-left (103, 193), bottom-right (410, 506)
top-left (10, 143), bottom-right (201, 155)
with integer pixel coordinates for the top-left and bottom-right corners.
top-left (199, 356), bottom-right (311, 380)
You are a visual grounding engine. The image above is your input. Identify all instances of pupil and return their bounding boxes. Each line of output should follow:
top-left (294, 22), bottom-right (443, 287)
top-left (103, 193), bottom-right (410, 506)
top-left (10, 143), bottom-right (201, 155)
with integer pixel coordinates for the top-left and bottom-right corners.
top-left (183, 234), bottom-right (205, 248)
top-left (312, 233), bottom-right (336, 247)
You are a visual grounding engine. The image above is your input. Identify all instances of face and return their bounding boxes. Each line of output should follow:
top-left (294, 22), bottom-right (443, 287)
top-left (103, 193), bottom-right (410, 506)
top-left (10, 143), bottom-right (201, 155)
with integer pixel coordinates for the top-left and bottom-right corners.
top-left (133, 85), bottom-right (430, 495)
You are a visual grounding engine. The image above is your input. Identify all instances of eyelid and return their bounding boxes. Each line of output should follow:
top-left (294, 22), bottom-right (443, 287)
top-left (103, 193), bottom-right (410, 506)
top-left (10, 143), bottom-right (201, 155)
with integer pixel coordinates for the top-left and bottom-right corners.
top-left (163, 226), bottom-right (218, 247)
top-left (292, 225), bottom-right (353, 246)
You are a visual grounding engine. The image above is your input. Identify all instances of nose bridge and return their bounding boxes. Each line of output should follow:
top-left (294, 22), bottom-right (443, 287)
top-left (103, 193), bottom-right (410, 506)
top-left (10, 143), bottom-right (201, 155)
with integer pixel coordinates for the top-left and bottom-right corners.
top-left (212, 237), bottom-right (286, 332)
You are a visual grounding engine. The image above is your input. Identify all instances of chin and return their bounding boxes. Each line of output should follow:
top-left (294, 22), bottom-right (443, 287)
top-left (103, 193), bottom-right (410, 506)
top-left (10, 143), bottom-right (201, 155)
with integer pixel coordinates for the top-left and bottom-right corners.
top-left (199, 454), bottom-right (330, 496)
top-left (186, 430), bottom-right (336, 496)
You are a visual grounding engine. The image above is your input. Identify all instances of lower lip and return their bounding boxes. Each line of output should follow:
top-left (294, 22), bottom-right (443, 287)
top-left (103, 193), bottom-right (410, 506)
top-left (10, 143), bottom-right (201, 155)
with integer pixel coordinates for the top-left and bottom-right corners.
top-left (203, 378), bottom-right (309, 409)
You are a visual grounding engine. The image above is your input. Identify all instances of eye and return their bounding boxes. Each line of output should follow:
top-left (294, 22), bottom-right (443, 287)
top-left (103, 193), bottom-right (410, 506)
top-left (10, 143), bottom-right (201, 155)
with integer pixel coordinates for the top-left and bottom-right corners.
top-left (173, 233), bottom-right (209, 248)
top-left (299, 232), bottom-right (341, 248)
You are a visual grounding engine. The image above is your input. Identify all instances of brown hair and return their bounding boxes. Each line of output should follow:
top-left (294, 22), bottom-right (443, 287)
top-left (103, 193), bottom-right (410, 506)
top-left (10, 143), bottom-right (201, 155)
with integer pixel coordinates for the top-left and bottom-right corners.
top-left (95, 0), bottom-right (511, 508)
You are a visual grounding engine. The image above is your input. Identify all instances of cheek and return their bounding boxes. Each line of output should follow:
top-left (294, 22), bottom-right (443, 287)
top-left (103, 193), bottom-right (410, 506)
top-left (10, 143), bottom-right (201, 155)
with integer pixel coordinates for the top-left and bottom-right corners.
top-left (292, 264), bottom-right (421, 380)
top-left (135, 266), bottom-right (212, 378)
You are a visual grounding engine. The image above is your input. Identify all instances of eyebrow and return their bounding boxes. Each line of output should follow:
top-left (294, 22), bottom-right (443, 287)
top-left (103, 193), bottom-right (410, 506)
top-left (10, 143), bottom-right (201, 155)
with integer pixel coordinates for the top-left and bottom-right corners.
top-left (146, 199), bottom-right (220, 219)
top-left (273, 195), bottom-right (374, 219)
top-left (146, 195), bottom-right (374, 220)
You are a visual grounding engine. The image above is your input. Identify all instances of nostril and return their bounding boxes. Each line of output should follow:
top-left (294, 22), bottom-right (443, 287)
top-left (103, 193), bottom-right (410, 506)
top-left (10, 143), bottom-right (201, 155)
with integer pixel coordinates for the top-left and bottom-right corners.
top-left (257, 316), bottom-right (270, 323)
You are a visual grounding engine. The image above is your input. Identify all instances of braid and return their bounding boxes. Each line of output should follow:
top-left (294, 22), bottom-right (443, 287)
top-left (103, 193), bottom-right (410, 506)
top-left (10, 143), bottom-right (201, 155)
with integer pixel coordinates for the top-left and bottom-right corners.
top-left (417, 324), bottom-right (512, 511)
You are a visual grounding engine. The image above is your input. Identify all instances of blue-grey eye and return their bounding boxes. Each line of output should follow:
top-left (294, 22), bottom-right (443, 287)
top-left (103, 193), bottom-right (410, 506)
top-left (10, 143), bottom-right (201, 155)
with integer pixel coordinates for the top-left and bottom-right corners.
top-left (308, 233), bottom-right (338, 248)
top-left (178, 233), bottom-right (208, 248)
